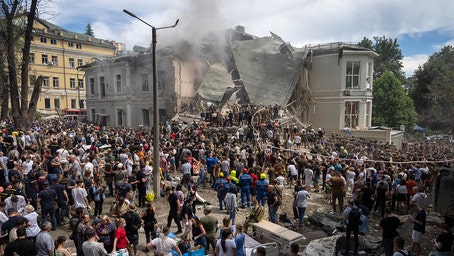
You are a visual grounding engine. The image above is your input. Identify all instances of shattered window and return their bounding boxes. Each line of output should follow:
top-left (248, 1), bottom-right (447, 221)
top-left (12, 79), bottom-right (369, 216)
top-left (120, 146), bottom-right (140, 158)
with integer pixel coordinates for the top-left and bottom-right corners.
top-left (344, 101), bottom-right (359, 128)
top-left (100, 76), bottom-right (106, 98)
top-left (89, 78), bottom-right (95, 95)
top-left (142, 74), bottom-right (149, 91)
top-left (116, 74), bottom-right (122, 93)
top-left (158, 71), bottom-right (166, 90)
top-left (142, 109), bottom-right (150, 126)
top-left (346, 61), bottom-right (360, 89)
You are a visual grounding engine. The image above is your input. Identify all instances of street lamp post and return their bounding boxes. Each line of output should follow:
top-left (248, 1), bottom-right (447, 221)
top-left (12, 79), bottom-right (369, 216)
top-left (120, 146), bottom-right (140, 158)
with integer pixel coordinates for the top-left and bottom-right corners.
top-left (123, 9), bottom-right (179, 197)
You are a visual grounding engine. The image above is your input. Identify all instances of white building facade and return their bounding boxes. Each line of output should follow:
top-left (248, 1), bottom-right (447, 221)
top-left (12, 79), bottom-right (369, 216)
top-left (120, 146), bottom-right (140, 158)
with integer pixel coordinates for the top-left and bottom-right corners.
top-left (306, 44), bottom-right (378, 131)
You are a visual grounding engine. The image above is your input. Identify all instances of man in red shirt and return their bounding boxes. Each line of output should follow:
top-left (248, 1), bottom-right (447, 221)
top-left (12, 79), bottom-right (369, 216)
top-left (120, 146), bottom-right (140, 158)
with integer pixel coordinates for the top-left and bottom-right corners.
top-left (405, 175), bottom-right (417, 208)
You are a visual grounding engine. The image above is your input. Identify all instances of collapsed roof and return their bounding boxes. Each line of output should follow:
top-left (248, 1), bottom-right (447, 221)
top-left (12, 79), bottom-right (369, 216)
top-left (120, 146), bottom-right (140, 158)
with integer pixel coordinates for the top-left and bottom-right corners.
top-left (196, 32), bottom-right (308, 107)
top-left (197, 63), bottom-right (235, 103)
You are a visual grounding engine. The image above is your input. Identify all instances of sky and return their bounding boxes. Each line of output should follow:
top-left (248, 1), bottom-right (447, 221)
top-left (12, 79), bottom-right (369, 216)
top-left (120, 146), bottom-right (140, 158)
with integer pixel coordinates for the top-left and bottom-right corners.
top-left (41, 0), bottom-right (454, 77)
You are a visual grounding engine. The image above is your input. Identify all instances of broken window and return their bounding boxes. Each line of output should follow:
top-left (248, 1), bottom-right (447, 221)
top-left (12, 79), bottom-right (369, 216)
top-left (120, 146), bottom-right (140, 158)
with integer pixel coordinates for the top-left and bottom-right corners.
top-left (117, 109), bottom-right (123, 127)
top-left (346, 61), bottom-right (360, 89)
top-left (159, 108), bottom-right (167, 120)
top-left (116, 74), bottom-right (122, 93)
top-left (344, 101), bottom-right (359, 128)
top-left (54, 98), bottom-right (60, 109)
top-left (71, 99), bottom-right (76, 109)
top-left (100, 76), bottom-right (106, 98)
top-left (89, 78), bottom-right (95, 95)
top-left (44, 98), bottom-right (51, 109)
top-left (142, 109), bottom-right (150, 126)
top-left (142, 74), bottom-right (149, 91)
top-left (158, 71), bottom-right (166, 90)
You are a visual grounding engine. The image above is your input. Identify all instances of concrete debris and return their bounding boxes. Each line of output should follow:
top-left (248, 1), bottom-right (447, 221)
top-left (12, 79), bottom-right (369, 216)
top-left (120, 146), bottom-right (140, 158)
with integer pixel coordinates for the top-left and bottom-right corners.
top-left (302, 234), bottom-right (340, 256)
top-left (309, 209), bottom-right (345, 230)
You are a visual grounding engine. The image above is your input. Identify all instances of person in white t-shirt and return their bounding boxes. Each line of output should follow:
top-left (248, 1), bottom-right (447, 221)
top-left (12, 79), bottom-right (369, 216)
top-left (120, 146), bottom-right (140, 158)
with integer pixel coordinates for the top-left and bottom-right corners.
top-left (304, 167), bottom-right (314, 192)
top-left (83, 159), bottom-right (94, 178)
top-left (71, 180), bottom-right (91, 213)
top-left (148, 227), bottom-right (181, 256)
top-left (21, 155), bottom-right (33, 176)
top-left (346, 167), bottom-right (356, 192)
top-left (276, 174), bottom-right (286, 186)
top-left (216, 228), bottom-right (236, 256)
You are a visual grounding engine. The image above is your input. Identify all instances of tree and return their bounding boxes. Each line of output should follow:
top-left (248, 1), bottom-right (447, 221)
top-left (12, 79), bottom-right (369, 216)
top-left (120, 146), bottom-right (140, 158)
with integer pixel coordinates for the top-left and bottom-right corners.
top-left (372, 71), bottom-right (417, 127)
top-left (85, 23), bottom-right (94, 37)
top-left (410, 46), bottom-right (454, 132)
top-left (357, 36), bottom-right (405, 81)
top-left (1, 0), bottom-right (42, 130)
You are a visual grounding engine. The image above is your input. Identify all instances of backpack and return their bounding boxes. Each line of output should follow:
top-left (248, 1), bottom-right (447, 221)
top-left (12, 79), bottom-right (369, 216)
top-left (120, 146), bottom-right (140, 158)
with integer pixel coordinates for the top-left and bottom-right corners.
top-left (348, 207), bottom-right (362, 227)
top-left (69, 216), bottom-right (81, 240)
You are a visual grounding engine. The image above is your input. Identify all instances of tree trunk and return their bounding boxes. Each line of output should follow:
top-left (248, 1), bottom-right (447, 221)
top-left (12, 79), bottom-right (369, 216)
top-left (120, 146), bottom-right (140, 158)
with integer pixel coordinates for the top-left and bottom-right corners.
top-left (20, 0), bottom-right (38, 122)
top-left (0, 63), bottom-right (9, 120)
top-left (4, 2), bottom-right (21, 128)
top-left (2, 0), bottom-right (40, 131)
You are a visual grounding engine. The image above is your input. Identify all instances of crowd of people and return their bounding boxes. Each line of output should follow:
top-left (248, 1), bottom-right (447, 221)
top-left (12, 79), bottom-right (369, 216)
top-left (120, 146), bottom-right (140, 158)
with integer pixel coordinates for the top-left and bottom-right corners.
top-left (0, 103), bottom-right (452, 256)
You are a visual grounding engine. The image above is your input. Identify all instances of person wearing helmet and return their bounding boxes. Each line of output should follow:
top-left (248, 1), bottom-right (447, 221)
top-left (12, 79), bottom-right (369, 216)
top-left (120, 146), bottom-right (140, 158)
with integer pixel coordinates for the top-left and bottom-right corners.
top-left (254, 173), bottom-right (269, 206)
top-left (239, 168), bottom-right (252, 208)
top-left (223, 177), bottom-right (237, 199)
top-left (213, 173), bottom-right (227, 210)
top-left (229, 170), bottom-right (239, 185)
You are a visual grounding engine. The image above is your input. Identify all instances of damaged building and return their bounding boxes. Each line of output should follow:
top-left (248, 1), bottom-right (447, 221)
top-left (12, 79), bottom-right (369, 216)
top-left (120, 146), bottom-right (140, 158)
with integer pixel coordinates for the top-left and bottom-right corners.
top-left (83, 26), bottom-right (403, 147)
top-left (82, 49), bottom-right (198, 127)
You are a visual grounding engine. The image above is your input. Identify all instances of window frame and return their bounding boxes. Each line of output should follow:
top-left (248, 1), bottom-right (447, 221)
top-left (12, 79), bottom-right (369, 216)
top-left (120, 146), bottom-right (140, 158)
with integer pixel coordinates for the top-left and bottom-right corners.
top-left (44, 98), bottom-right (51, 109)
top-left (52, 77), bottom-right (59, 88)
top-left (89, 78), bottom-right (95, 95)
top-left (54, 98), bottom-right (61, 109)
top-left (51, 55), bottom-right (58, 66)
top-left (142, 74), bottom-right (149, 91)
top-left (344, 101), bottom-right (359, 129)
top-left (78, 79), bottom-right (84, 89)
top-left (41, 54), bottom-right (48, 64)
top-left (71, 99), bottom-right (77, 109)
top-left (69, 58), bottom-right (75, 68)
top-left (42, 77), bottom-right (50, 87)
top-left (116, 74), bottom-right (122, 93)
top-left (346, 61), bottom-right (361, 89)
top-left (100, 76), bottom-right (106, 98)
top-left (69, 78), bottom-right (76, 89)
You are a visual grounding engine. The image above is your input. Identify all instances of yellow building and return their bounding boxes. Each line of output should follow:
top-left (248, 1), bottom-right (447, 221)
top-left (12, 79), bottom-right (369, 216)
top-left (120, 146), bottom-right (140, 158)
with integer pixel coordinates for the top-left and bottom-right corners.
top-left (29, 18), bottom-right (117, 116)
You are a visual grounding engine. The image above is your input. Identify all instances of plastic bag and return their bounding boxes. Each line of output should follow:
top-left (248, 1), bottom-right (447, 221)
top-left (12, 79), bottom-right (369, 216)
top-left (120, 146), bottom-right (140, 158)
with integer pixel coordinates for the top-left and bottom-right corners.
top-left (146, 190), bottom-right (155, 202)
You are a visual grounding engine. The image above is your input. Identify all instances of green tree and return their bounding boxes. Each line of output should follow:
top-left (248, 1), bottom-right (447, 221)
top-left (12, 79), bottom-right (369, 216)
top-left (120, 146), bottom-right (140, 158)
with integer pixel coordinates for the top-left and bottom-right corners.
top-left (410, 46), bottom-right (454, 132)
top-left (357, 37), bottom-right (373, 50)
top-left (372, 71), bottom-right (417, 127)
top-left (85, 23), bottom-right (94, 36)
top-left (357, 36), bottom-right (405, 81)
top-left (1, 0), bottom-right (42, 130)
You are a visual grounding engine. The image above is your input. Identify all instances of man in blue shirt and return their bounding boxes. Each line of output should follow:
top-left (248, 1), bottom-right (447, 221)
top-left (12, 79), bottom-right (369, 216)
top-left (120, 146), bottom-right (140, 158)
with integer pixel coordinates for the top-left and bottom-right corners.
top-left (36, 222), bottom-right (54, 256)
top-left (213, 173), bottom-right (226, 210)
top-left (205, 153), bottom-right (219, 186)
top-left (255, 173), bottom-right (269, 206)
top-left (38, 182), bottom-right (57, 230)
top-left (239, 168), bottom-right (252, 208)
